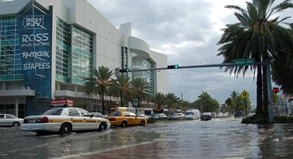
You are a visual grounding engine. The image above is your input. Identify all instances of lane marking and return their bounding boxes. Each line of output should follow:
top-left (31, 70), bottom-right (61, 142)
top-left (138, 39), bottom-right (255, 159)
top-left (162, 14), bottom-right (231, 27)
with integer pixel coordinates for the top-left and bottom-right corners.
top-left (50, 141), bottom-right (154, 159)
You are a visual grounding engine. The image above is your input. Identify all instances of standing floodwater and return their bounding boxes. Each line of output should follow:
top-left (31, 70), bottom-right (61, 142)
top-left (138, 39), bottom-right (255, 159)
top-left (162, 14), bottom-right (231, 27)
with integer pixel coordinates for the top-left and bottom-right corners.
top-left (1, 117), bottom-right (293, 159)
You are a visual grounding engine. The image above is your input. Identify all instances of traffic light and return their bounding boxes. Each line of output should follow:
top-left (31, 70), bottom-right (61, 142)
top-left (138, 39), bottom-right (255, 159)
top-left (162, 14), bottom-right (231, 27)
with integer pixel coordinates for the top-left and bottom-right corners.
top-left (272, 87), bottom-right (280, 93)
top-left (119, 68), bottom-right (130, 72)
top-left (167, 64), bottom-right (179, 69)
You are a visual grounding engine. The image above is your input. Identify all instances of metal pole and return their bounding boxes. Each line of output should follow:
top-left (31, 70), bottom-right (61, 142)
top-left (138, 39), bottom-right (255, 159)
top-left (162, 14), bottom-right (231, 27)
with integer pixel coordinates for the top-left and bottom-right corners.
top-left (128, 62), bottom-right (266, 72)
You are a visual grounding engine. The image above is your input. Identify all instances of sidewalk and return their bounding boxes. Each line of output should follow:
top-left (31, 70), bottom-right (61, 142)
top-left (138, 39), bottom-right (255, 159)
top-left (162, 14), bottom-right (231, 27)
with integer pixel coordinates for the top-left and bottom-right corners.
top-left (245, 124), bottom-right (293, 159)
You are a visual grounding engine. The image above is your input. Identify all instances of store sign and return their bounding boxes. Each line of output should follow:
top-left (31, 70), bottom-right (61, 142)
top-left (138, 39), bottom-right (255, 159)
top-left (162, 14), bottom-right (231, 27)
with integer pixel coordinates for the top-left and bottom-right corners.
top-left (22, 15), bottom-right (44, 29)
top-left (17, 2), bottom-right (53, 99)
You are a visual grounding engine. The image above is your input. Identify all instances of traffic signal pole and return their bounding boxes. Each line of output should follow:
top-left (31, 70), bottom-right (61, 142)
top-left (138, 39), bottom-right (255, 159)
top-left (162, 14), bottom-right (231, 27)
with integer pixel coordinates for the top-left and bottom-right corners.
top-left (125, 60), bottom-right (274, 122)
top-left (128, 62), bottom-right (266, 72)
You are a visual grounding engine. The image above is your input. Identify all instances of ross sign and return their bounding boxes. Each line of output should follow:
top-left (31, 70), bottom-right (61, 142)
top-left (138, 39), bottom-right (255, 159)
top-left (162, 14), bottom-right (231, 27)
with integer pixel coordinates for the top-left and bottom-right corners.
top-left (240, 90), bottom-right (249, 98)
top-left (233, 58), bottom-right (255, 66)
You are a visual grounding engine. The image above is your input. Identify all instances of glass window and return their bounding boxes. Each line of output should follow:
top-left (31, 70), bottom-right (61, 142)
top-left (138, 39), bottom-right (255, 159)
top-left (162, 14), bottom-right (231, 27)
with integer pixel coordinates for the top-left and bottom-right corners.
top-left (69, 109), bottom-right (80, 116)
top-left (78, 108), bottom-right (91, 117)
top-left (129, 113), bottom-right (137, 117)
top-left (109, 111), bottom-right (121, 116)
top-left (124, 112), bottom-right (130, 117)
top-left (0, 115), bottom-right (4, 119)
top-left (43, 108), bottom-right (63, 115)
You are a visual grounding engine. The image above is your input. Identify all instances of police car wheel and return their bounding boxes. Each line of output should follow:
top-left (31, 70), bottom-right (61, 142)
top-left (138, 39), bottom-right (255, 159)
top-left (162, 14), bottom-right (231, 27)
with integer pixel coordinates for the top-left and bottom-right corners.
top-left (60, 123), bottom-right (72, 135)
top-left (98, 122), bottom-right (107, 131)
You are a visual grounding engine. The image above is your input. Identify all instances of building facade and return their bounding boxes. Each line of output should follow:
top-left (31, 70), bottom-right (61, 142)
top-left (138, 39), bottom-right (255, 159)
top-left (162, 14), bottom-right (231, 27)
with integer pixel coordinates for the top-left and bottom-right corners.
top-left (0, 0), bottom-right (168, 117)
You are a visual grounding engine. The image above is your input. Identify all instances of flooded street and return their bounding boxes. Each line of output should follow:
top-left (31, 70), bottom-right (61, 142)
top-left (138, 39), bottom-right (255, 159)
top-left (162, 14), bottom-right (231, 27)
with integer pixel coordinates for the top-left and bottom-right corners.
top-left (1, 117), bottom-right (293, 159)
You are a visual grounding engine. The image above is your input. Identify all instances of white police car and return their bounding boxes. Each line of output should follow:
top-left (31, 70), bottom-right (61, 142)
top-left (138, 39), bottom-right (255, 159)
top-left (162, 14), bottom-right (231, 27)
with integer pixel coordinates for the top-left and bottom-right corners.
top-left (21, 106), bottom-right (111, 135)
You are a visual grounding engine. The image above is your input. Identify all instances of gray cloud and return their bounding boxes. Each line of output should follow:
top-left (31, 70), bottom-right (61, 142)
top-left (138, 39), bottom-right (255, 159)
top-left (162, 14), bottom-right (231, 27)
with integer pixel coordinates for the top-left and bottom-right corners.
top-left (87, 0), bottom-right (292, 105)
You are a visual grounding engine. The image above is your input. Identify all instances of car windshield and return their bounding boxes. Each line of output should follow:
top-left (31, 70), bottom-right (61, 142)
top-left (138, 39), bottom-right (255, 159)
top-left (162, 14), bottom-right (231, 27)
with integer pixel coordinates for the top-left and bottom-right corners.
top-left (185, 112), bottom-right (193, 115)
top-left (92, 112), bottom-right (102, 117)
top-left (109, 111), bottom-right (122, 116)
top-left (43, 108), bottom-right (63, 115)
top-left (173, 113), bottom-right (180, 116)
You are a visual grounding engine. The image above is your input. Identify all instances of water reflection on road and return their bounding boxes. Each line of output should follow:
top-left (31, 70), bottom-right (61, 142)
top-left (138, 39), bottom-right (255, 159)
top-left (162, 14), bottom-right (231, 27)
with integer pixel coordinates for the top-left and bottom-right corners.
top-left (53, 118), bottom-right (263, 159)
top-left (1, 117), bottom-right (293, 159)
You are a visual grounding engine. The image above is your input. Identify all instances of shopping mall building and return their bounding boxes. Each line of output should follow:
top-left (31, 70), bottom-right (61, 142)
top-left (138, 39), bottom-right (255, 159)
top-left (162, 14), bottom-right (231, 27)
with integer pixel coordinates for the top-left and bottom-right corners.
top-left (0, 0), bottom-right (168, 117)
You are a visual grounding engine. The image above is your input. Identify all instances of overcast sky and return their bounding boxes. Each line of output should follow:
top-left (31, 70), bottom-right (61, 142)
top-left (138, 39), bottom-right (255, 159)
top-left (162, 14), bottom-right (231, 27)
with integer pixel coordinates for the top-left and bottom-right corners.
top-left (87, 0), bottom-right (292, 106)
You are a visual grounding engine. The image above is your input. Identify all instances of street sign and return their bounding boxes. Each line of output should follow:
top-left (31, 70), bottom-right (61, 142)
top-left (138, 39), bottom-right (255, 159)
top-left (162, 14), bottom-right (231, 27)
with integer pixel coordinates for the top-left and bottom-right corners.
top-left (240, 90), bottom-right (249, 98)
top-left (133, 99), bottom-right (138, 106)
top-left (233, 58), bottom-right (255, 66)
top-left (114, 67), bottom-right (120, 77)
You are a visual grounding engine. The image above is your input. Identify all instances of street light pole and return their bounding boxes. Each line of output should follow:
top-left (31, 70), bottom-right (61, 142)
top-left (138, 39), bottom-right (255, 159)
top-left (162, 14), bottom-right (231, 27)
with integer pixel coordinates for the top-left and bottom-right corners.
top-left (181, 91), bottom-right (189, 101)
top-left (181, 91), bottom-right (188, 110)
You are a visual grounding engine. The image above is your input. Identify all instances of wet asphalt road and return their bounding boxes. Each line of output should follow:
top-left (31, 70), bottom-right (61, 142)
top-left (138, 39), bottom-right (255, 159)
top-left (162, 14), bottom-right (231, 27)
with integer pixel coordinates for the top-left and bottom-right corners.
top-left (1, 117), bottom-right (293, 159)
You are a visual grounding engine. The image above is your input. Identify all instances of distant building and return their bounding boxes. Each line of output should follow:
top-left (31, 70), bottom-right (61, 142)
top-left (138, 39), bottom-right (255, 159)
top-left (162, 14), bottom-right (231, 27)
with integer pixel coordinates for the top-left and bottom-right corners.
top-left (0, 0), bottom-right (168, 117)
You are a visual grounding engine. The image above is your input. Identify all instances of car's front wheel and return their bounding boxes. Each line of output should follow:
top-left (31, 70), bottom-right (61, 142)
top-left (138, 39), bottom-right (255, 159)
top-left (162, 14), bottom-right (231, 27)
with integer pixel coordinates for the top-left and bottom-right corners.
top-left (59, 123), bottom-right (72, 135)
top-left (98, 122), bottom-right (107, 131)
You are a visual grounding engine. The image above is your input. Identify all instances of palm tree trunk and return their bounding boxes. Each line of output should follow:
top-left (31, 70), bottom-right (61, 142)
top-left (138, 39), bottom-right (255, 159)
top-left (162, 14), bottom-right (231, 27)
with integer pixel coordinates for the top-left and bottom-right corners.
top-left (262, 49), bottom-right (269, 117)
top-left (137, 96), bottom-right (140, 108)
top-left (256, 64), bottom-right (263, 114)
top-left (101, 90), bottom-right (105, 115)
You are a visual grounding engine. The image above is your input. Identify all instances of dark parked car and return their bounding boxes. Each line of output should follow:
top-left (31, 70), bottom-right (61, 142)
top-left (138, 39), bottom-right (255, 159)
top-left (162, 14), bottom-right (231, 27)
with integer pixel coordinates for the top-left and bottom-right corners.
top-left (148, 114), bottom-right (160, 121)
top-left (200, 113), bottom-right (212, 121)
top-left (234, 111), bottom-right (244, 118)
top-left (140, 114), bottom-right (157, 123)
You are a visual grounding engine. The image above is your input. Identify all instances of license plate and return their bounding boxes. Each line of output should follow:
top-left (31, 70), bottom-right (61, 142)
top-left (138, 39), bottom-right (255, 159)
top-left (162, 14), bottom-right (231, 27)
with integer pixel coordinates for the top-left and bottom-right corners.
top-left (29, 119), bottom-right (36, 123)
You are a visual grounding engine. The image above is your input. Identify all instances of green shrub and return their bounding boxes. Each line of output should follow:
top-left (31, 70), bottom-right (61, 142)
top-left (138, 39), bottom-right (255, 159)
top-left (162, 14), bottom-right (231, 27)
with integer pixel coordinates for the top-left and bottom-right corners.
top-left (241, 114), bottom-right (268, 124)
top-left (242, 115), bottom-right (293, 124)
top-left (274, 116), bottom-right (293, 123)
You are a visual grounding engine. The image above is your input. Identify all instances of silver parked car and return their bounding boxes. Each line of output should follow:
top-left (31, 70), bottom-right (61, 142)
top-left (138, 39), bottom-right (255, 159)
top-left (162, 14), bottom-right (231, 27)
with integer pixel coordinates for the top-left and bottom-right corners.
top-left (0, 114), bottom-right (24, 127)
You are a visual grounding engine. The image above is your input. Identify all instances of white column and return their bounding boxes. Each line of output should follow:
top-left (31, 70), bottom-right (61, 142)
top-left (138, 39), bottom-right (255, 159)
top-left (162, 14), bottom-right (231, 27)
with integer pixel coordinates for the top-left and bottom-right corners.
top-left (15, 97), bottom-right (18, 117)
top-left (57, 82), bottom-right (60, 90)
top-left (74, 85), bottom-right (78, 92)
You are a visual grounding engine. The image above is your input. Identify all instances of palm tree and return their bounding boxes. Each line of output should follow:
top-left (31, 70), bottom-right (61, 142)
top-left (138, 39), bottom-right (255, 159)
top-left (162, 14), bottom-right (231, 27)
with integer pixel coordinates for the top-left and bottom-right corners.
top-left (110, 74), bottom-right (132, 107)
top-left (225, 97), bottom-right (234, 114)
top-left (83, 66), bottom-right (113, 114)
top-left (198, 91), bottom-right (212, 112)
top-left (217, 0), bottom-right (293, 116)
top-left (131, 77), bottom-right (150, 108)
top-left (165, 93), bottom-right (180, 109)
top-left (272, 23), bottom-right (293, 94)
top-left (153, 92), bottom-right (166, 109)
